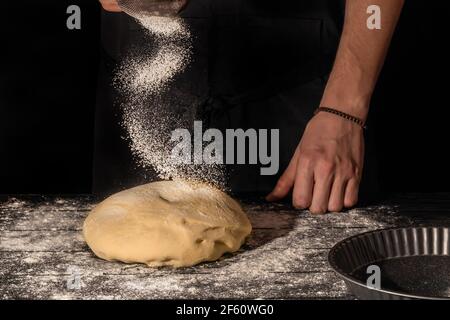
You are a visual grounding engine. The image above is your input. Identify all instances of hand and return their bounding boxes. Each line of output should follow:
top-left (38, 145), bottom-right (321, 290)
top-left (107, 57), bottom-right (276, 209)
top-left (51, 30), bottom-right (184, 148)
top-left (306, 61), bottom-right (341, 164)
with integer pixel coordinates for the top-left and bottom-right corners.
top-left (266, 111), bottom-right (365, 214)
top-left (99, 0), bottom-right (122, 12)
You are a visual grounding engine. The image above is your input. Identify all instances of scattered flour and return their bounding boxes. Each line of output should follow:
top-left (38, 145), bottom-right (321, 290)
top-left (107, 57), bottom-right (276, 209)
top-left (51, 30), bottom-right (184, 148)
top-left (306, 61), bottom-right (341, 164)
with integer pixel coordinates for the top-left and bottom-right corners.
top-left (114, 14), bottom-right (226, 188)
top-left (1, 196), bottom-right (417, 299)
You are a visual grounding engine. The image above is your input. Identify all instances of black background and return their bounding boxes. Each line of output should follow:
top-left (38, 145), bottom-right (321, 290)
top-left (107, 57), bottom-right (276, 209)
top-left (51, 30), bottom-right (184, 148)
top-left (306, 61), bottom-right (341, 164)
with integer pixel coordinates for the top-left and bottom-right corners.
top-left (0, 0), bottom-right (449, 194)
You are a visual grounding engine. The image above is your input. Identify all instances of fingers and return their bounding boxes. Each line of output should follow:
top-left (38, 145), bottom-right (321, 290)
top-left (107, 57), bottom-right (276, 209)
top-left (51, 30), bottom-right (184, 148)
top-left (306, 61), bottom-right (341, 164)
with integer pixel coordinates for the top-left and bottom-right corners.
top-left (267, 151), bottom-right (361, 214)
top-left (266, 149), bottom-right (299, 202)
top-left (328, 178), bottom-right (347, 213)
top-left (344, 178), bottom-right (360, 208)
top-left (100, 0), bottom-right (122, 12)
top-left (309, 162), bottom-right (334, 214)
top-left (312, 165), bottom-right (360, 214)
top-left (292, 157), bottom-right (314, 209)
top-left (303, 159), bottom-right (360, 214)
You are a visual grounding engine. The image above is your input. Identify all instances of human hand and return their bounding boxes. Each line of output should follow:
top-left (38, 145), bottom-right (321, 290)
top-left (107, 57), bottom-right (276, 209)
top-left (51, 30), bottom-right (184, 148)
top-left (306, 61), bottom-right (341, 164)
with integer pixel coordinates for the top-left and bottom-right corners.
top-left (99, 0), bottom-right (122, 12)
top-left (266, 111), bottom-right (365, 214)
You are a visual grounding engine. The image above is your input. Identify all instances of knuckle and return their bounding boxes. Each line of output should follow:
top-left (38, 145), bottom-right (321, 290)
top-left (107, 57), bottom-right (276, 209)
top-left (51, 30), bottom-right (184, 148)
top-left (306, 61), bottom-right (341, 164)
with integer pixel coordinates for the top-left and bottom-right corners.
top-left (342, 160), bottom-right (354, 172)
top-left (341, 161), bottom-right (361, 180)
top-left (276, 178), bottom-right (288, 190)
top-left (342, 167), bottom-right (356, 180)
top-left (349, 160), bottom-right (362, 176)
top-left (302, 148), bottom-right (321, 159)
top-left (316, 159), bottom-right (335, 175)
top-left (354, 166), bottom-right (362, 178)
top-left (299, 152), bottom-right (314, 167)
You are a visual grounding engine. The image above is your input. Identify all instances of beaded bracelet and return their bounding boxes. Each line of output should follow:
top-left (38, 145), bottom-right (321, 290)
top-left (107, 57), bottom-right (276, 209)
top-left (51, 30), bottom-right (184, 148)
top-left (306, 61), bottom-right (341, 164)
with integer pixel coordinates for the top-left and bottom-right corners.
top-left (314, 107), bottom-right (367, 129)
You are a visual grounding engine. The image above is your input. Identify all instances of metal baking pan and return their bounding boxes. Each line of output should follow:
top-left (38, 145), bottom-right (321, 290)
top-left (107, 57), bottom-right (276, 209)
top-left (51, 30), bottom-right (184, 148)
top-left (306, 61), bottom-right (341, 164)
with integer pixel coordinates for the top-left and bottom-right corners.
top-left (328, 227), bottom-right (450, 300)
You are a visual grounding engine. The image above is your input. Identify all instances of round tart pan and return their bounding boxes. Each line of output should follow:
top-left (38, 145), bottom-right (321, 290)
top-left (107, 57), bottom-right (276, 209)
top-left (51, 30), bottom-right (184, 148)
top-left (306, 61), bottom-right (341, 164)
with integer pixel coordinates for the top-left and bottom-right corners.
top-left (329, 227), bottom-right (450, 300)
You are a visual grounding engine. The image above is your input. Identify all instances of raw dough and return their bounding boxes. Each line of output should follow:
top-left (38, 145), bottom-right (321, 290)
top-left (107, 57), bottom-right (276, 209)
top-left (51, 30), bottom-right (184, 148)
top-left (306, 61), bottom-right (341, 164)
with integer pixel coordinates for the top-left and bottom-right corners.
top-left (83, 180), bottom-right (252, 267)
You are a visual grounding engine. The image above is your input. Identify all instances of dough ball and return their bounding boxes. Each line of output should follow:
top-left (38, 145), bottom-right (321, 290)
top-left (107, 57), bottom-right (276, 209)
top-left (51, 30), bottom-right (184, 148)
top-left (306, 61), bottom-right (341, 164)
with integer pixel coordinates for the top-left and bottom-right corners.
top-left (83, 180), bottom-right (252, 268)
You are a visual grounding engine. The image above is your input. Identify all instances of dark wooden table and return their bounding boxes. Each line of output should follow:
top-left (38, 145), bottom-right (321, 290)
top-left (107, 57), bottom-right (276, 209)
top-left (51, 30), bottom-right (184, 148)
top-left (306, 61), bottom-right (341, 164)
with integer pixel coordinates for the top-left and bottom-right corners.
top-left (1, 194), bottom-right (450, 300)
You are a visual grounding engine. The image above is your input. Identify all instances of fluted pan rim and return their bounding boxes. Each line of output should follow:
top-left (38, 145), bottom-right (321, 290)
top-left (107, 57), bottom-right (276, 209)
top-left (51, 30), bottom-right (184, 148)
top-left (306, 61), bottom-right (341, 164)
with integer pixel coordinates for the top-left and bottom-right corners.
top-left (329, 226), bottom-right (450, 300)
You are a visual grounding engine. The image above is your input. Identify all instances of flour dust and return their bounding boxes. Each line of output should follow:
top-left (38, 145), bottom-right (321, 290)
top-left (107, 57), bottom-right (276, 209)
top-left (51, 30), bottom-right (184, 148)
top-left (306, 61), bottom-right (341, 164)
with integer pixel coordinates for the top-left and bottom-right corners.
top-left (114, 15), bottom-right (225, 188)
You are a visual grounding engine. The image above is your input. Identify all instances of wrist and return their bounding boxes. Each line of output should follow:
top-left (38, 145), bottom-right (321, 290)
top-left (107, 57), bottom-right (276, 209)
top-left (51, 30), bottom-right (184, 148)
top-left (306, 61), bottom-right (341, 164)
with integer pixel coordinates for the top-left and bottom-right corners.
top-left (314, 107), bottom-right (366, 130)
top-left (320, 91), bottom-right (371, 122)
top-left (320, 71), bottom-right (374, 121)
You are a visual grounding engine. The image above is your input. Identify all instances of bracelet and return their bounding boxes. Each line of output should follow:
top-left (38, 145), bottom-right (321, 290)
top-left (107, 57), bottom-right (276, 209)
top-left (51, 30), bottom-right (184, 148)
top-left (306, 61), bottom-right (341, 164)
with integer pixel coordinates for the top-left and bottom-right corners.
top-left (314, 107), bottom-right (367, 129)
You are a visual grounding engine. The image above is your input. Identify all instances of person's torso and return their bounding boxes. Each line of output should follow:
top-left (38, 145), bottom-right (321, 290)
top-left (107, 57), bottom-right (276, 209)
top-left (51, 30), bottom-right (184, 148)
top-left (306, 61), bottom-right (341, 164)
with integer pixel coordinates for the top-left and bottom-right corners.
top-left (207, 0), bottom-right (344, 101)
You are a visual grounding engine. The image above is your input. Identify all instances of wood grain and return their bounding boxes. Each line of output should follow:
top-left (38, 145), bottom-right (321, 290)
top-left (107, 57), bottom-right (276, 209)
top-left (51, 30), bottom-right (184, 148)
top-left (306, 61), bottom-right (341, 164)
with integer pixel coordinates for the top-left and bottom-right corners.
top-left (1, 194), bottom-right (450, 299)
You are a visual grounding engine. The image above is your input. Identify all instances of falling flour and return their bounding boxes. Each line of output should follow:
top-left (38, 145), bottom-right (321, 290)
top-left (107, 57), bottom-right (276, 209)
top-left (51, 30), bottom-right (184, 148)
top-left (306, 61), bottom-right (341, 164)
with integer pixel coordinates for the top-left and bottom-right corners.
top-left (114, 15), bottom-right (225, 188)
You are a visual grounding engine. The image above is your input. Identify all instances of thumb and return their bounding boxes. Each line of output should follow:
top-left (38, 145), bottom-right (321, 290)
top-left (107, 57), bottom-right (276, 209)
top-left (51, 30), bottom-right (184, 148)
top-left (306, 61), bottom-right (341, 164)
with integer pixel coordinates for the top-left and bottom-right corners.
top-left (266, 149), bottom-right (299, 202)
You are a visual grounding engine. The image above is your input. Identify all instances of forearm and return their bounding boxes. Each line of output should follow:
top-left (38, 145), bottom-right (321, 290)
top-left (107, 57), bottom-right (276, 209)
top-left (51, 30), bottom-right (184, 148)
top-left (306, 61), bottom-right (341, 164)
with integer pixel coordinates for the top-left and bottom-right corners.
top-left (320, 0), bottom-right (404, 120)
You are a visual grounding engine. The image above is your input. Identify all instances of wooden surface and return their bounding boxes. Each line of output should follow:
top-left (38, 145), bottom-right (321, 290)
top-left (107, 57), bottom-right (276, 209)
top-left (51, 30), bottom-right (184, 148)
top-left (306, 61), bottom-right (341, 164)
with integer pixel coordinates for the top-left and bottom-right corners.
top-left (1, 194), bottom-right (450, 300)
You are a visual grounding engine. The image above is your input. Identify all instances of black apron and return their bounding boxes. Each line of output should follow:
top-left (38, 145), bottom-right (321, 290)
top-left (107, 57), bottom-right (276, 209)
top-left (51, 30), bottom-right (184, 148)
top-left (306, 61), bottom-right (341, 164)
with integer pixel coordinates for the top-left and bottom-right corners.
top-left (93, 0), bottom-right (380, 203)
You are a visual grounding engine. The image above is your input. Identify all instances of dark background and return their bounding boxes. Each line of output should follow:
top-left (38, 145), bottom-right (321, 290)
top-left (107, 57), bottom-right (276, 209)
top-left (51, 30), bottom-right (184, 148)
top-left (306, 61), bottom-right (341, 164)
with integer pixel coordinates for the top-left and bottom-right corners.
top-left (0, 0), bottom-right (449, 194)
